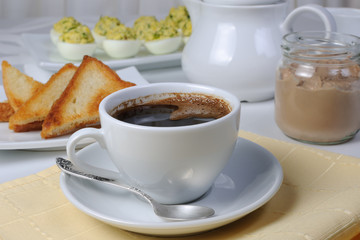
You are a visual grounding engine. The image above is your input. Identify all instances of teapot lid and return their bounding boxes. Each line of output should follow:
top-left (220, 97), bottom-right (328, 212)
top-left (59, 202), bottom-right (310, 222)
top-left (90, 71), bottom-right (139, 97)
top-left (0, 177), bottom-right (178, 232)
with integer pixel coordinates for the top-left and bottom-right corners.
top-left (203, 0), bottom-right (280, 5)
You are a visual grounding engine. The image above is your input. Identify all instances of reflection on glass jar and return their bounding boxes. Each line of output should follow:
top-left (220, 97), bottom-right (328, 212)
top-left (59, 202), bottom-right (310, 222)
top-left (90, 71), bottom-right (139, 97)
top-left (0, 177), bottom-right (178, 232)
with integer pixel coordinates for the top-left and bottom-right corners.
top-left (275, 31), bottom-right (360, 145)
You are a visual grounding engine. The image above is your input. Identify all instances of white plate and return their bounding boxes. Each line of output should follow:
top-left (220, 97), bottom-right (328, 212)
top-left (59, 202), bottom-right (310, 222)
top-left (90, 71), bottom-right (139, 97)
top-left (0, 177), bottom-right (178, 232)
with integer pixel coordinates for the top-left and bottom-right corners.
top-left (0, 67), bottom-right (149, 150)
top-left (59, 138), bottom-right (283, 236)
top-left (22, 33), bottom-right (182, 72)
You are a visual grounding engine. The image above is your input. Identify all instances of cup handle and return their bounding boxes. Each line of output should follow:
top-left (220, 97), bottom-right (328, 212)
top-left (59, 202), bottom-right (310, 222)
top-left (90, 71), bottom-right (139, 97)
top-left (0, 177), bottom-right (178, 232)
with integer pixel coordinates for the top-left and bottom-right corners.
top-left (66, 128), bottom-right (121, 179)
top-left (281, 4), bottom-right (337, 34)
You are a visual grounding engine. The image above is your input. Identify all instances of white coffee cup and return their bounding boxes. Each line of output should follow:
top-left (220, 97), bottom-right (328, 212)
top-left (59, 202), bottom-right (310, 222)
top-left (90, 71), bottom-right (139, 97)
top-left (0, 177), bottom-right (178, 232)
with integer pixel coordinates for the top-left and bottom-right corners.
top-left (327, 7), bottom-right (360, 37)
top-left (66, 83), bottom-right (241, 204)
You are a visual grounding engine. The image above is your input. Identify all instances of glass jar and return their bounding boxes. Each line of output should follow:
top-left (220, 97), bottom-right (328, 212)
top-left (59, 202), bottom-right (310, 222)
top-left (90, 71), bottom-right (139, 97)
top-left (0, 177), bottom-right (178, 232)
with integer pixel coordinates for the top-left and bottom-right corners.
top-left (275, 31), bottom-right (360, 145)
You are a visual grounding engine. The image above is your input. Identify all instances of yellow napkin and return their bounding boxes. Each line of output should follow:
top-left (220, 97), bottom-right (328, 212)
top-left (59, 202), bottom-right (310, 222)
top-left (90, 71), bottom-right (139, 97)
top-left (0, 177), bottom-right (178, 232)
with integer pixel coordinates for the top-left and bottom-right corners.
top-left (0, 130), bottom-right (360, 240)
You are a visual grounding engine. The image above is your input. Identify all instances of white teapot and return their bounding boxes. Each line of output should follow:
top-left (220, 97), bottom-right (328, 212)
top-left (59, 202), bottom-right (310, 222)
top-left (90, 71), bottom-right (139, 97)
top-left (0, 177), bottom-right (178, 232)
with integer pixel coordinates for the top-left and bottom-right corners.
top-left (181, 0), bottom-right (336, 102)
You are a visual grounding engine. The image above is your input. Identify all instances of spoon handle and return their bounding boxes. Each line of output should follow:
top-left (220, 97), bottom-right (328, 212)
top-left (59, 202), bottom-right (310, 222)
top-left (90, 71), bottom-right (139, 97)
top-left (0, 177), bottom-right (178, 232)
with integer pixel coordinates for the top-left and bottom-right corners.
top-left (56, 157), bottom-right (154, 204)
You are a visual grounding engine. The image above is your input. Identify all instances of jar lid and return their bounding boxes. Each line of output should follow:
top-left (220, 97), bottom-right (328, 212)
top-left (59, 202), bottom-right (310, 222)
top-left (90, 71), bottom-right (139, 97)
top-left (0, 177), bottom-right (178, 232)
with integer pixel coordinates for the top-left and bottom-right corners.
top-left (202, 0), bottom-right (280, 5)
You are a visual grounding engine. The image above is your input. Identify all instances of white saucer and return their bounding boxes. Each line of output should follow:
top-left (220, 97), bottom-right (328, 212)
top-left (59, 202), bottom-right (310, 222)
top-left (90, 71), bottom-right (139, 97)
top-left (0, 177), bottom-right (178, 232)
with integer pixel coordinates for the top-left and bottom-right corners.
top-left (59, 137), bottom-right (283, 236)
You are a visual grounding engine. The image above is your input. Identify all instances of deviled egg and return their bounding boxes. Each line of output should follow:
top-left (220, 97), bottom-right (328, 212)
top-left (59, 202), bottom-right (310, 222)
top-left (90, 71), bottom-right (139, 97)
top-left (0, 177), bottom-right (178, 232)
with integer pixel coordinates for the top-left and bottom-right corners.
top-left (50, 17), bottom-right (81, 45)
top-left (143, 19), bottom-right (182, 55)
top-left (181, 20), bottom-right (192, 44)
top-left (166, 6), bottom-right (190, 28)
top-left (57, 25), bottom-right (96, 61)
top-left (166, 6), bottom-right (192, 44)
top-left (133, 16), bottom-right (158, 42)
top-left (92, 16), bottom-right (121, 48)
top-left (103, 24), bottom-right (141, 59)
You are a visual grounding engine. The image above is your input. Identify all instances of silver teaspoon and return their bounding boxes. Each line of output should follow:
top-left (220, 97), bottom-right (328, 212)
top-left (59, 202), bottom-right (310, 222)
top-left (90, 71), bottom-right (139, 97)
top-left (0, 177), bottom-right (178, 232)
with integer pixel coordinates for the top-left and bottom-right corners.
top-left (56, 157), bottom-right (215, 221)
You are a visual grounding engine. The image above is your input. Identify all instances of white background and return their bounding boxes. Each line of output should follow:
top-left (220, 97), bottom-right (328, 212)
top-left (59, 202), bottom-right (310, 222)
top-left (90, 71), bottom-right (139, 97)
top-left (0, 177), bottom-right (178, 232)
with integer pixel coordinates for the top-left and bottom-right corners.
top-left (0, 0), bottom-right (359, 19)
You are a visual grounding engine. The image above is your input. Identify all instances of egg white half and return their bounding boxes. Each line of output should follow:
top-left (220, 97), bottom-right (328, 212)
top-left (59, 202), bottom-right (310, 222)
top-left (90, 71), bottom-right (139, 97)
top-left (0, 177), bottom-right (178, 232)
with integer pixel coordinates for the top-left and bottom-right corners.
top-left (103, 39), bottom-right (142, 58)
top-left (183, 36), bottom-right (190, 44)
top-left (144, 36), bottom-right (182, 55)
top-left (57, 41), bottom-right (97, 61)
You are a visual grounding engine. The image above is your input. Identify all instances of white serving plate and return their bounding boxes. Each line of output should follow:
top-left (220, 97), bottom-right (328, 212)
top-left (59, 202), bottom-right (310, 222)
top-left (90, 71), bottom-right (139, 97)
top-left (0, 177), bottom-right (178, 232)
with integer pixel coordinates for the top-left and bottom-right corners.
top-left (21, 33), bottom-right (182, 72)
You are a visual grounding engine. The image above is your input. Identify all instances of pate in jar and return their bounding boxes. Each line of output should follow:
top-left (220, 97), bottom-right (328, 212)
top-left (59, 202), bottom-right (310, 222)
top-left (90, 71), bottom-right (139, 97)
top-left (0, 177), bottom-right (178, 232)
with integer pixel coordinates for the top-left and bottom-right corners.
top-left (275, 31), bottom-right (360, 144)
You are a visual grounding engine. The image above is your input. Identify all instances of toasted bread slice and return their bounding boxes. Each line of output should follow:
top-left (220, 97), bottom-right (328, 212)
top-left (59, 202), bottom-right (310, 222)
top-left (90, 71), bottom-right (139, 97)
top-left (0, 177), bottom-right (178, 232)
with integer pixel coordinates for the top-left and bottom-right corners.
top-left (41, 56), bottom-right (135, 139)
top-left (0, 102), bottom-right (15, 122)
top-left (8, 63), bottom-right (78, 132)
top-left (2, 61), bottom-right (44, 111)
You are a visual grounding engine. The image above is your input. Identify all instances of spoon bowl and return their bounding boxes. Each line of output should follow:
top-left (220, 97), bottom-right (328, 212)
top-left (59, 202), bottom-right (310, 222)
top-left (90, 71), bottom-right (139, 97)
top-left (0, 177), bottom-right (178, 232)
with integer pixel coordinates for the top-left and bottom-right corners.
top-left (56, 157), bottom-right (215, 221)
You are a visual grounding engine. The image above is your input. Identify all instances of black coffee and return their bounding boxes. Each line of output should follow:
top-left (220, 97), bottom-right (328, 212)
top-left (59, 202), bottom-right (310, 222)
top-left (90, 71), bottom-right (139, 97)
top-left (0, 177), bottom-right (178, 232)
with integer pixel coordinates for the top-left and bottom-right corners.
top-left (113, 104), bottom-right (216, 127)
top-left (111, 93), bottom-right (231, 127)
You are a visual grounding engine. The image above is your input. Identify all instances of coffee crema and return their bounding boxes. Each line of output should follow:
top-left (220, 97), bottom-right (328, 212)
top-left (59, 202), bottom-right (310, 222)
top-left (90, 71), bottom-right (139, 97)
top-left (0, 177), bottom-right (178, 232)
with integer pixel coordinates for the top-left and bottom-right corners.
top-left (110, 92), bottom-right (232, 127)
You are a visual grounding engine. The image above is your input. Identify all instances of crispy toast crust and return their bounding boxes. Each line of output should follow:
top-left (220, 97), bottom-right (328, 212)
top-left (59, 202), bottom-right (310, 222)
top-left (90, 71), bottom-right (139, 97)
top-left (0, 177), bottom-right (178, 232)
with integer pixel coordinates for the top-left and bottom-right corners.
top-left (11, 121), bottom-right (43, 132)
top-left (8, 63), bottom-right (77, 132)
top-left (0, 102), bottom-right (15, 122)
top-left (41, 56), bottom-right (135, 138)
top-left (2, 61), bottom-right (44, 111)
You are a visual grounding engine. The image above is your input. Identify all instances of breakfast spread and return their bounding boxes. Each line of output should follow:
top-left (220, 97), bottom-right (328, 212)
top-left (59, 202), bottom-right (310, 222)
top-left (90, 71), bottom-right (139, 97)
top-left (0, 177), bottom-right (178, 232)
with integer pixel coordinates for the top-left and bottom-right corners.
top-left (0, 56), bottom-right (135, 139)
top-left (275, 31), bottom-right (360, 144)
top-left (275, 59), bottom-right (360, 144)
top-left (50, 6), bottom-right (191, 59)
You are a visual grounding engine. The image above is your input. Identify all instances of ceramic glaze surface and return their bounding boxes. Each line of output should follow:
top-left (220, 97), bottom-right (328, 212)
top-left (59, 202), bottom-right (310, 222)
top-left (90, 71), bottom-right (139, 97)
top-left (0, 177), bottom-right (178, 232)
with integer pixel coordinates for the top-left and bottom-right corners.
top-left (182, 0), bottom-right (336, 102)
top-left (60, 138), bottom-right (283, 236)
top-left (327, 8), bottom-right (360, 37)
top-left (67, 83), bottom-right (241, 204)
